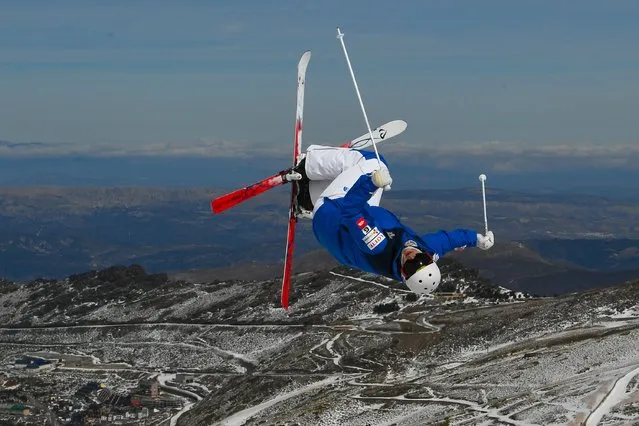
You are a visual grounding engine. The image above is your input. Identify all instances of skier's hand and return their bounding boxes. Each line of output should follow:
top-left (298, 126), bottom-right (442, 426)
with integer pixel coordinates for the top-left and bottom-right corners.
top-left (371, 168), bottom-right (392, 190)
top-left (476, 231), bottom-right (494, 250)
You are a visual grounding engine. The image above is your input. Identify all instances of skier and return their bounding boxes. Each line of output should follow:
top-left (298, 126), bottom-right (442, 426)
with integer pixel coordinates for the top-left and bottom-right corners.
top-left (292, 145), bottom-right (495, 295)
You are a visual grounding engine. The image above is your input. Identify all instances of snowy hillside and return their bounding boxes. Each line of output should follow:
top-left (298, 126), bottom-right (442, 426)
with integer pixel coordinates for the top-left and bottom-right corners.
top-left (0, 263), bottom-right (637, 425)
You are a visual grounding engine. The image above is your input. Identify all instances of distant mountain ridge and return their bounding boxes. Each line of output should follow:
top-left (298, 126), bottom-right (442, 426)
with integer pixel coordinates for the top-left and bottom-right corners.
top-left (1, 187), bottom-right (639, 296)
top-left (451, 241), bottom-right (639, 294)
top-left (0, 260), bottom-right (511, 327)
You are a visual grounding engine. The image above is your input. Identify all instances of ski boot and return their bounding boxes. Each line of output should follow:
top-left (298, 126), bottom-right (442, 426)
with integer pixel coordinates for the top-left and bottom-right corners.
top-left (283, 153), bottom-right (306, 182)
top-left (292, 158), bottom-right (314, 219)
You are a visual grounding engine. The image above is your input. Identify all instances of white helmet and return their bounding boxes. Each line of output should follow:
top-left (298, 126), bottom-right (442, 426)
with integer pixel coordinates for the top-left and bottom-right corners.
top-left (405, 262), bottom-right (441, 294)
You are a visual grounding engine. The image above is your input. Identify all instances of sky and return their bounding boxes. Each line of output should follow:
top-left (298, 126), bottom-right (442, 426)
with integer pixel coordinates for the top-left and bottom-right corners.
top-left (1, 0), bottom-right (639, 168)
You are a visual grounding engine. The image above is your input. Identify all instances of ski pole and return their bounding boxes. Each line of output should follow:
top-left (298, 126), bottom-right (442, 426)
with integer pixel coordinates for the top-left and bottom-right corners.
top-left (479, 173), bottom-right (488, 235)
top-left (336, 27), bottom-right (388, 188)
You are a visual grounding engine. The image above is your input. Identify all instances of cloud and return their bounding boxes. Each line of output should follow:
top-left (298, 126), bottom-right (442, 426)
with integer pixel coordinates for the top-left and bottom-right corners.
top-left (0, 138), bottom-right (284, 158)
top-left (0, 140), bottom-right (47, 149)
top-left (0, 140), bottom-right (75, 155)
top-left (2, 137), bottom-right (639, 174)
top-left (385, 141), bottom-right (639, 172)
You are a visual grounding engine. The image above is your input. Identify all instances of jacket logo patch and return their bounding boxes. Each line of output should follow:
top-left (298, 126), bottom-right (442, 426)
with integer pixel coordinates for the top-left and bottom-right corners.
top-left (356, 217), bottom-right (368, 229)
top-left (363, 227), bottom-right (380, 244)
top-left (363, 227), bottom-right (386, 249)
top-left (366, 230), bottom-right (386, 250)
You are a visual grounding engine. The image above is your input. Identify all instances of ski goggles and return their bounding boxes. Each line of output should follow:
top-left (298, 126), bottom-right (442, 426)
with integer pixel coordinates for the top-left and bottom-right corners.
top-left (401, 252), bottom-right (434, 280)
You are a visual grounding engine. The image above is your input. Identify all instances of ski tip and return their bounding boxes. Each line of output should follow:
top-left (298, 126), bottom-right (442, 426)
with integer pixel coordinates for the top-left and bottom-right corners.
top-left (388, 119), bottom-right (408, 132)
top-left (298, 51), bottom-right (311, 72)
top-left (211, 199), bottom-right (225, 214)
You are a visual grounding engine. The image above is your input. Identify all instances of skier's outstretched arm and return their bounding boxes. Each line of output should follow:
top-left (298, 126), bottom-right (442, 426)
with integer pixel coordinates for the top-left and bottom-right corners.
top-left (421, 229), bottom-right (479, 257)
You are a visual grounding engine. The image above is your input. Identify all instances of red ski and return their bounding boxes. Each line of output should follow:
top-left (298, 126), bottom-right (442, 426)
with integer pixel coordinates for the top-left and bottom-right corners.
top-left (211, 169), bottom-right (291, 214)
top-left (281, 51), bottom-right (311, 310)
top-left (210, 119), bottom-right (407, 214)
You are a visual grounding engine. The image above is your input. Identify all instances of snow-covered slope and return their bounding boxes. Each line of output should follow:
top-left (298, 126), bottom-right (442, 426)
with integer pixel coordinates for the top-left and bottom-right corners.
top-left (0, 263), bottom-right (638, 425)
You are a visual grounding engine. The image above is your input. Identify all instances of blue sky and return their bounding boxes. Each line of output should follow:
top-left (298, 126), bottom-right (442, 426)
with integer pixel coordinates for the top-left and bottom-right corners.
top-left (1, 0), bottom-right (639, 159)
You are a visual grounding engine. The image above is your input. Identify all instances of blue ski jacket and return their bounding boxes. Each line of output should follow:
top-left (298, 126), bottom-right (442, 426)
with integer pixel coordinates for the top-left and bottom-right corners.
top-left (312, 174), bottom-right (479, 281)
